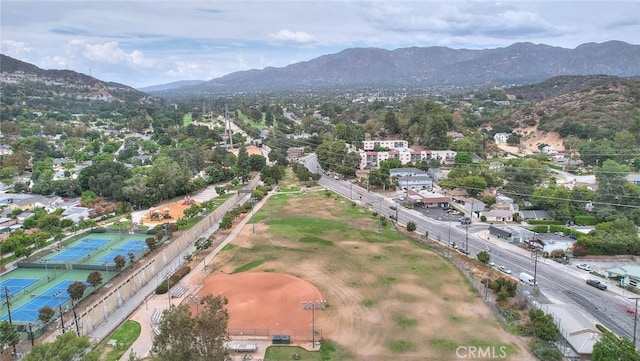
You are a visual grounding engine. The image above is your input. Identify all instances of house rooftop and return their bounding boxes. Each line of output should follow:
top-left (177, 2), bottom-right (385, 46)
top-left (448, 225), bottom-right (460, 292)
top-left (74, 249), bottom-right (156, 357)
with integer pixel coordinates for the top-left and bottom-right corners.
top-left (605, 265), bottom-right (640, 279)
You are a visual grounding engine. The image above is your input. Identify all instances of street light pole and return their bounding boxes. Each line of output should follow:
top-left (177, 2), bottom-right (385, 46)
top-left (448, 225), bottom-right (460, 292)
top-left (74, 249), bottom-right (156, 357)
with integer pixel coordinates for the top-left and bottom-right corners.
top-left (301, 300), bottom-right (326, 348)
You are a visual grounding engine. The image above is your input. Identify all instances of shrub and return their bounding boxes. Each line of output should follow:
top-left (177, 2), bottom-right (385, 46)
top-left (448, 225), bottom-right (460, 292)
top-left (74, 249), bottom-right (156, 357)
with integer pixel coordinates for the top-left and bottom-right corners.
top-left (406, 221), bottom-right (416, 232)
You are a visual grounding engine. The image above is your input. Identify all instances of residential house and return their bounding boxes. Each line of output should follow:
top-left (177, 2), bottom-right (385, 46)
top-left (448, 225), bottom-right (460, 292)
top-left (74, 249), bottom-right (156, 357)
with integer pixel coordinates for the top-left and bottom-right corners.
top-left (61, 206), bottom-right (92, 223)
top-left (520, 210), bottom-right (552, 221)
top-left (0, 194), bottom-right (62, 212)
top-left (626, 173), bottom-right (640, 185)
top-left (397, 176), bottom-right (432, 191)
top-left (463, 197), bottom-right (485, 215)
top-left (481, 209), bottom-right (513, 222)
top-left (493, 132), bottom-right (511, 144)
top-left (543, 304), bottom-right (602, 361)
top-left (390, 168), bottom-right (427, 178)
top-left (286, 147), bottom-right (305, 160)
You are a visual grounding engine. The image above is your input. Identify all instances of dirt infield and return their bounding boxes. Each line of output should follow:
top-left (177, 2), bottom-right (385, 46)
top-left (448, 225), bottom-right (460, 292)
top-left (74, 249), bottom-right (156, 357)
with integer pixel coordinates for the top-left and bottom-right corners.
top-left (197, 272), bottom-right (323, 332)
top-left (141, 200), bottom-right (199, 224)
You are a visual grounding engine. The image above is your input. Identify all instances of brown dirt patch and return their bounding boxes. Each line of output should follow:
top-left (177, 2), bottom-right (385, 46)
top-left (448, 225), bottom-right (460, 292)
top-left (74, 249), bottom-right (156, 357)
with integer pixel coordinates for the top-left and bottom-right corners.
top-left (141, 200), bottom-right (199, 224)
top-left (196, 272), bottom-right (323, 332)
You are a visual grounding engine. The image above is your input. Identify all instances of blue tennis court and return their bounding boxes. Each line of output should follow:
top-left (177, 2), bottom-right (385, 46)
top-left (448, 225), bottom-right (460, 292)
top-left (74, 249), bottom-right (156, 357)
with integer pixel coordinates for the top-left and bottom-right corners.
top-left (97, 240), bottom-right (147, 264)
top-left (1, 280), bottom-right (75, 323)
top-left (0, 278), bottom-right (39, 300)
top-left (48, 238), bottom-right (110, 262)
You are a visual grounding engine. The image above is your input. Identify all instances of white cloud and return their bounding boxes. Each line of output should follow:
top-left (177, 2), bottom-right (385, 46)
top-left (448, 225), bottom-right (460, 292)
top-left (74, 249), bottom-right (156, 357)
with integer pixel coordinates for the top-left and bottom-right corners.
top-left (66, 40), bottom-right (151, 67)
top-left (268, 29), bottom-right (317, 46)
top-left (0, 40), bottom-right (32, 58)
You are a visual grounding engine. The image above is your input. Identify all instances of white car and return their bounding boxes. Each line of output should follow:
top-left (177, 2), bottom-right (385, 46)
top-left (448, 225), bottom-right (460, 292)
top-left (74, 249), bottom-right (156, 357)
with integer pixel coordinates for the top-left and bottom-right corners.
top-left (488, 261), bottom-right (495, 267)
top-left (577, 263), bottom-right (592, 271)
top-left (498, 266), bottom-right (512, 274)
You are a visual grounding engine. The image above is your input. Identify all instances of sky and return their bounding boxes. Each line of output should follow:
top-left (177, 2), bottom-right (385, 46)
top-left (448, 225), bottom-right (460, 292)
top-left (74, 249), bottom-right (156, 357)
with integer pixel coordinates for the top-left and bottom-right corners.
top-left (1, 1), bottom-right (639, 89)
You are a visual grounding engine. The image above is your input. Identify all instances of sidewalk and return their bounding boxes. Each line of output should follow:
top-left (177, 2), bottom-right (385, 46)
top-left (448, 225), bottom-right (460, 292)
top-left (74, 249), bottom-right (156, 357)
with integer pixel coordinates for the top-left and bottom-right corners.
top-left (120, 193), bottom-right (271, 361)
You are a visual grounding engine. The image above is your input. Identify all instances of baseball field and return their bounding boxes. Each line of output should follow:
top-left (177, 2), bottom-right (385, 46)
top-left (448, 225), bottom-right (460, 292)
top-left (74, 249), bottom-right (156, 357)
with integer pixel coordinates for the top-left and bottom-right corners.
top-left (205, 190), bottom-right (534, 360)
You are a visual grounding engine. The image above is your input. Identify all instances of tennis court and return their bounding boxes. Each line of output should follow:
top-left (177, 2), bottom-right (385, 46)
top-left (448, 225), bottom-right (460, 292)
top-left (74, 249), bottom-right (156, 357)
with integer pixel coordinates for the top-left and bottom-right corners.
top-left (48, 238), bottom-right (110, 262)
top-left (97, 239), bottom-right (148, 264)
top-left (1, 280), bottom-right (75, 323)
top-left (0, 278), bottom-right (40, 300)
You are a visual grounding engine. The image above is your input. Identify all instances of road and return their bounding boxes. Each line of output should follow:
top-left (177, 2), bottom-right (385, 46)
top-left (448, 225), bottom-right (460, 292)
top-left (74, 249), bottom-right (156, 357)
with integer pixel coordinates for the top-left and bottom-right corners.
top-left (302, 153), bottom-right (639, 344)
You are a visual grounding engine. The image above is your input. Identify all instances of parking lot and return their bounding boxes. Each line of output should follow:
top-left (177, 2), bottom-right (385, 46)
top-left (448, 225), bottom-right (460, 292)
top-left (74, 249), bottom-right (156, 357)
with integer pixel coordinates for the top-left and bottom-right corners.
top-left (412, 203), bottom-right (465, 222)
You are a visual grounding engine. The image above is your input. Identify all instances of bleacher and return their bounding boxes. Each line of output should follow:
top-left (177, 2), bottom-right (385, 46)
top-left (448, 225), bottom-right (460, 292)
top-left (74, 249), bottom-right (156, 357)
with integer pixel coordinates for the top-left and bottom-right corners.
top-left (151, 309), bottom-right (163, 324)
top-left (152, 324), bottom-right (161, 335)
top-left (225, 342), bottom-right (258, 353)
top-left (170, 282), bottom-right (189, 298)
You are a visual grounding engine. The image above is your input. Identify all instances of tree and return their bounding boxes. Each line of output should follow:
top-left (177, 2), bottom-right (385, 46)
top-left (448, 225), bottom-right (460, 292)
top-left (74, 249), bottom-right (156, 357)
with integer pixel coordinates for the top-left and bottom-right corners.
top-left (454, 152), bottom-right (473, 165)
top-left (406, 221), bottom-right (416, 232)
top-left (67, 281), bottom-right (87, 304)
top-left (383, 110), bottom-right (401, 134)
top-left (38, 306), bottom-right (56, 324)
top-left (152, 295), bottom-right (230, 361)
top-left (477, 250), bottom-right (490, 264)
top-left (528, 309), bottom-right (559, 342)
top-left (87, 271), bottom-right (103, 288)
top-left (25, 331), bottom-right (99, 361)
top-left (593, 331), bottom-right (640, 361)
top-left (128, 252), bottom-right (136, 267)
top-left (235, 144), bottom-right (251, 184)
top-left (146, 237), bottom-right (158, 251)
top-left (0, 321), bottom-right (20, 355)
top-left (114, 254), bottom-right (127, 271)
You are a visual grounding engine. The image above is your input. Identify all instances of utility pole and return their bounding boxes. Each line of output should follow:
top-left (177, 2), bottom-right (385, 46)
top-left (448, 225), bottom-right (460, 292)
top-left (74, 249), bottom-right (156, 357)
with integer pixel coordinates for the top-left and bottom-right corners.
top-left (532, 232), bottom-right (539, 286)
top-left (4, 287), bottom-right (17, 357)
top-left (447, 216), bottom-right (452, 258)
top-left (633, 297), bottom-right (640, 350)
top-left (59, 304), bottom-right (65, 333)
top-left (465, 222), bottom-right (469, 254)
top-left (72, 305), bottom-right (81, 336)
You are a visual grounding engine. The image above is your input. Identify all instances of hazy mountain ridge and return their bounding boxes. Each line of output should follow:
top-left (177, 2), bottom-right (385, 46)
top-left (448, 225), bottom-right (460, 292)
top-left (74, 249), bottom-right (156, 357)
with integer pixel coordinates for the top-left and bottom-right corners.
top-left (154, 41), bottom-right (640, 96)
top-left (139, 80), bottom-right (205, 92)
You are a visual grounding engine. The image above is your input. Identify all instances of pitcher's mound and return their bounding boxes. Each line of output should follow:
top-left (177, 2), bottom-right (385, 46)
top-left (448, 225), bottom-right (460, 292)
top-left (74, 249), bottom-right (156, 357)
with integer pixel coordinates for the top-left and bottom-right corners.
top-left (197, 272), bottom-right (323, 330)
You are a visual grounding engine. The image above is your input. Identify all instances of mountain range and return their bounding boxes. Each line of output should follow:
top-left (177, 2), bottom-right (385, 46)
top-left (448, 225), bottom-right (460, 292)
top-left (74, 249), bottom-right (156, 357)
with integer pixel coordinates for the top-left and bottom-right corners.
top-left (149, 40), bottom-right (640, 96)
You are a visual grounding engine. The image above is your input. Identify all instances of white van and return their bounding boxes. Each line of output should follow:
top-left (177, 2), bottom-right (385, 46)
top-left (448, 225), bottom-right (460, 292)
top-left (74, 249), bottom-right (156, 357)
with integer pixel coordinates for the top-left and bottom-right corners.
top-left (519, 272), bottom-right (536, 286)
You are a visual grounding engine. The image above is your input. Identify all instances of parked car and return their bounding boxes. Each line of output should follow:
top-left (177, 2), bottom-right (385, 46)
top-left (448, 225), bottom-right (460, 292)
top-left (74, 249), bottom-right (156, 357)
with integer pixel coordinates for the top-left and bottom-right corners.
top-left (488, 261), bottom-right (495, 267)
top-left (586, 279), bottom-right (607, 290)
top-left (457, 248), bottom-right (470, 255)
top-left (577, 263), bottom-right (592, 271)
top-left (460, 217), bottom-right (471, 225)
top-left (498, 266), bottom-right (512, 274)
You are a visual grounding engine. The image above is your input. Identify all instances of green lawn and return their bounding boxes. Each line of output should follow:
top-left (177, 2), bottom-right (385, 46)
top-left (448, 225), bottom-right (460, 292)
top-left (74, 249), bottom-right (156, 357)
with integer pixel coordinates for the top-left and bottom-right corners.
top-left (97, 320), bottom-right (141, 361)
top-left (183, 112), bottom-right (193, 126)
top-left (264, 345), bottom-right (321, 361)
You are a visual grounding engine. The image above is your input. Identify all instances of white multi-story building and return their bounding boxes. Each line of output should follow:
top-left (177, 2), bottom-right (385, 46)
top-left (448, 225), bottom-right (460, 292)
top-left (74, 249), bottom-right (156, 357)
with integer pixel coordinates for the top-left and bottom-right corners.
top-left (363, 139), bottom-right (408, 150)
top-left (358, 148), bottom-right (456, 169)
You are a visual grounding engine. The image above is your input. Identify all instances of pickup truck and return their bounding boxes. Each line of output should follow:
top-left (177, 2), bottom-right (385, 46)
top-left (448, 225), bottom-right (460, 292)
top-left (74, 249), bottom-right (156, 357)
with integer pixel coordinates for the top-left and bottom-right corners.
top-left (586, 279), bottom-right (607, 290)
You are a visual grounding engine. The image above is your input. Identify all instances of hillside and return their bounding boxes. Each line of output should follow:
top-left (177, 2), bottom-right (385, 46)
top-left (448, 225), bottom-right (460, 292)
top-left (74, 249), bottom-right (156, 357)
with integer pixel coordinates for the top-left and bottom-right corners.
top-left (506, 78), bottom-right (640, 145)
top-left (0, 54), bottom-right (156, 110)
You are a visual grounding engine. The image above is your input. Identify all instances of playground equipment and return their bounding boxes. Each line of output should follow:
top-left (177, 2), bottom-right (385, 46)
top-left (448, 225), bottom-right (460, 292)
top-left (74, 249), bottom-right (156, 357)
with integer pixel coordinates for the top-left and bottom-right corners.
top-left (150, 209), bottom-right (161, 221)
